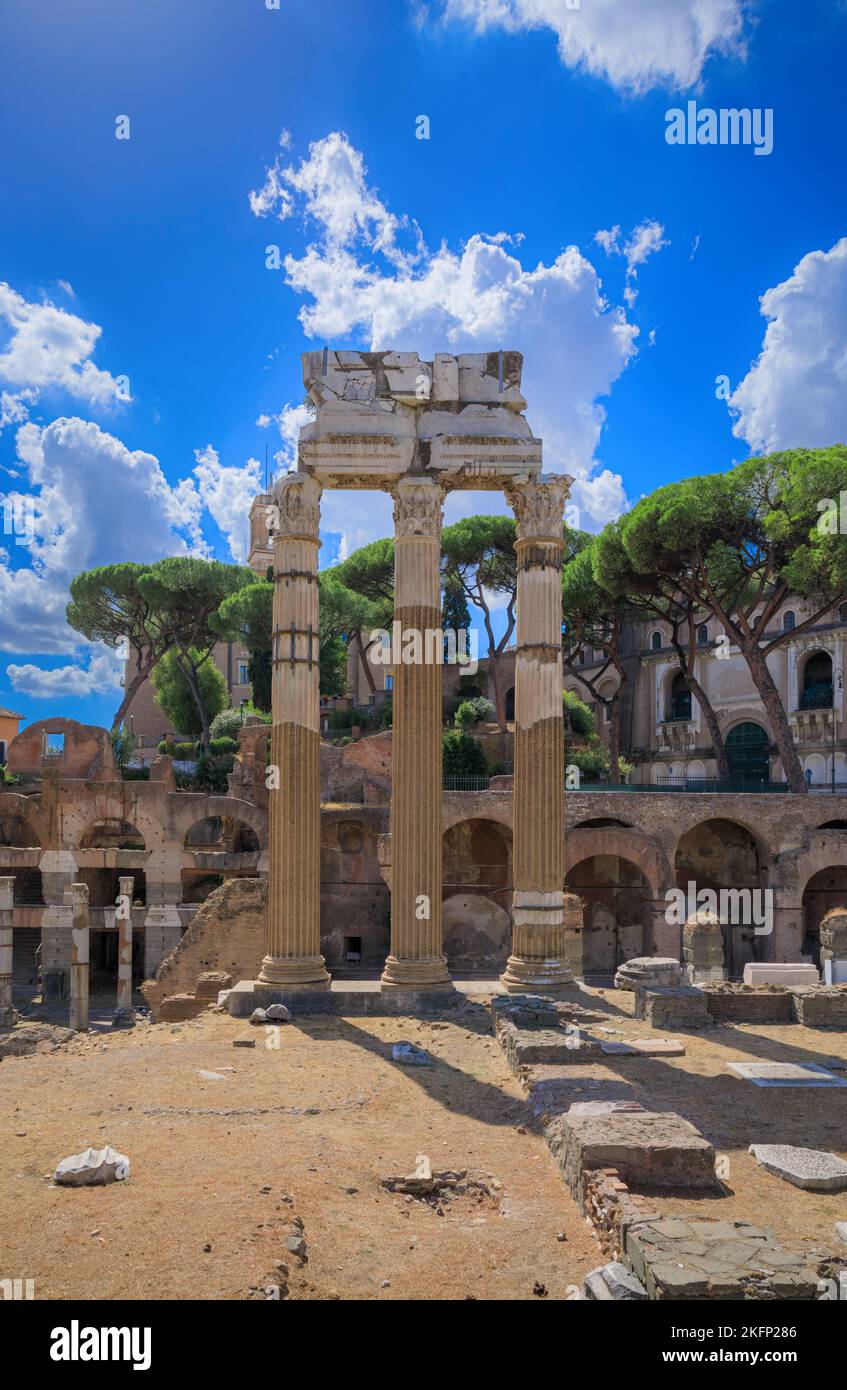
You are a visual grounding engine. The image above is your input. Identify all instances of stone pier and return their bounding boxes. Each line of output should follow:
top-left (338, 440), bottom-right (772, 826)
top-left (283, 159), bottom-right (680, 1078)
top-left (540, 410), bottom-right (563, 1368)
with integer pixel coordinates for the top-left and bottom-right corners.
top-left (258, 472), bottom-right (330, 991)
top-left (0, 877), bottom-right (14, 1024)
top-left (501, 475), bottom-right (574, 995)
top-left (381, 479), bottom-right (453, 993)
top-left (116, 875), bottom-right (135, 1019)
top-left (70, 881), bottom-right (90, 1032)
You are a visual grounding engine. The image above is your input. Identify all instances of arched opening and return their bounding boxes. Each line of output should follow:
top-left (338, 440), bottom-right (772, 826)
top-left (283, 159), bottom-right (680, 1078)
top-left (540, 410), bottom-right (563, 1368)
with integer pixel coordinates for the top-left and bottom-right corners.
top-left (650, 631), bottom-right (662, 651)
top-left (696, 623), bottom-right (709, 646)
top-left (442, 818), bottom-right (512, 973)
top-left (668, 672), bottom-right (692, 722)
top-left (573, 818), bottom-right (634, 830)
top-left (818, 821), bottom-right (847, 831)
top-left (184, 817), bottom-right (260, 853)
top-left (801, 651), bottom-right (833, 709)
top-left (783, 610), bottom-right (796, 633)
top-left (801, 866), bottom-right (847, 968)
top-left (725, 722), bottom-right (770, 784)
top-left (504, 686), bottom-right (515, 721)
top-left (675, 818), bottom-right (765, 977)
top-left (79, 820), bottom-right (145, 851)
top-left (76, 868), bottom-right (147, 909)
top-left (4, 868), bottom-right (44, 905)
top-left (565, 855), bottom-right (653, 974)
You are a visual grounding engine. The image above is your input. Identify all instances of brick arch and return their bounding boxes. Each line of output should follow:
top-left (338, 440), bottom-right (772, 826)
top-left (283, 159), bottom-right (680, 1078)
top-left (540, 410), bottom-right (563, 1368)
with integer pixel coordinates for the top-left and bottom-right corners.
top-left (774, 840), bottom-right (847, 900)
top-left (564, 826), bottom-right (672, 900)
top-left (168, 795), bottom-right (268, 850)
top-left (670, 811), bottom-right (772, 871)
top-left (442, 801), bottom-right (513, 837)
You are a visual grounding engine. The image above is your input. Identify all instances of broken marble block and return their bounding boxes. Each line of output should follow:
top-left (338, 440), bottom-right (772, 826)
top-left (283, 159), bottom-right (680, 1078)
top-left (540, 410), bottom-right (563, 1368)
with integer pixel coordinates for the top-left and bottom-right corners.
top-left (749, 1144), bottom-right (847, 1192)
top-left (54, 1145), bottom-right (130, 1187)
top-left (614, 957), bottom-right (681, 991)
top-left (392, 1042), bottom-right (432, 1066)
top-left (583, 1261), bottom-right (648, 1301)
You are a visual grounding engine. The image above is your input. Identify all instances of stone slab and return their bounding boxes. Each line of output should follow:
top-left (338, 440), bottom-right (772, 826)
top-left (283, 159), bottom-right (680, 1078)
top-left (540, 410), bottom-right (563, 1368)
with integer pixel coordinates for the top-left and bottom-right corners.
top-left (583, 1261), bottom-right (648, 1301)
top-left (226, 979), bottom-right (464, 1018)
top-left (728, 1061), bottom-right (847, 1088)
top-left (614, 958), bottom-right (681, 992)
top-left (743, 963), bottom-right (819, 987)
top-left (635, 986), bottom-right (712, 1031)
top-left (749, 1145), bottom-right (847, 1192)
top-left (791, 986), bottom-right (847, 1029)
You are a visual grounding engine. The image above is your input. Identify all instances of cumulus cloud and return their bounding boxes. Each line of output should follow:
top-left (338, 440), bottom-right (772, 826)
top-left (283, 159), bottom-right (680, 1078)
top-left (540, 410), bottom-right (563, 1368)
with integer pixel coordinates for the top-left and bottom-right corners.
top-left (0, 417), bottom-right (204, 657)
top-left (252, 130), bottom-right (644, 539)
top-left (437, 0), bottom-right (748, 94)
top-left (0, 284), bottom-right (127, 427)
top-left (595, 219), bottom-right (669, 306)
top-left (728, 239), bottom-right (847, 453)
top-left (192, 444), bottom-right (262, 563)
top-left (7, 644), bottom-right (125, 700)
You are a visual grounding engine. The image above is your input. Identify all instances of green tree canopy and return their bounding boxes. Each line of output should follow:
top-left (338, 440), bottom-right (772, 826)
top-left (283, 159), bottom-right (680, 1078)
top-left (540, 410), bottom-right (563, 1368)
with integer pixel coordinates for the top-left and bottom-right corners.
top-left (66, 562), bottom-right (170, 731)
top-left (152, 647), bottom-right (228, 738)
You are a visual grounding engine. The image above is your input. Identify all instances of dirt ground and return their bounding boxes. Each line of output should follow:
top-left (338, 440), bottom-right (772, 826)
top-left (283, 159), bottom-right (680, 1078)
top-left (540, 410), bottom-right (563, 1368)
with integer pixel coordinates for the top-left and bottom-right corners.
top-left (1, 987), bottom-right (846, 1301)
top-left (0, 1002), bottom-right (599, 1301)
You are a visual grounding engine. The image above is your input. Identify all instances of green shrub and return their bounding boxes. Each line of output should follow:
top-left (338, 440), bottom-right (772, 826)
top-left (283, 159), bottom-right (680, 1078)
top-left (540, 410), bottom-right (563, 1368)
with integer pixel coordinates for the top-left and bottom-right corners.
top-left (121, 766), bottom-right (150, 781)
top-left (210, 736), bottom-right (238, 755)
top-left (467, 695), bottom-right (496, 723)
top-left (209, 705), bottom-right (270, 741)
top-left (376, 699), bottom-right (392, 730)
top-left (328, 707), bottom-right (357, 731)
top-left (563, 688), bottom-right (595, 738)
top-left (443, 730), bottom-right (488, 776)
top-left (454, 700), bottom-right (479, 732)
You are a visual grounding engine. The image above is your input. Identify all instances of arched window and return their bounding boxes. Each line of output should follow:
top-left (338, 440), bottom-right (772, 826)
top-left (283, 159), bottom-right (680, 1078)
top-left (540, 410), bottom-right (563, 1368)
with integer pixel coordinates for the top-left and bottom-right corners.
top-left (801, 651), bottom-right (833, 709)
top-left (783, 610), bottom-right (796, 632)
top-left (650, 631), bottom-right (662, 652)
top-left (696, 623), bottom-right (709, 646)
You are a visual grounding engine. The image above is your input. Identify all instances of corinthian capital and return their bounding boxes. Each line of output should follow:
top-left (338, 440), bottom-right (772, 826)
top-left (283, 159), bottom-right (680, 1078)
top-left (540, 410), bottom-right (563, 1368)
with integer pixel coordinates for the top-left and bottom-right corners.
top-left (392, 477), bottom-right (444, 539)
top-left (272, 472), bottom-right (322, 540)
top-left (507, 473), bottom-right (573, 542)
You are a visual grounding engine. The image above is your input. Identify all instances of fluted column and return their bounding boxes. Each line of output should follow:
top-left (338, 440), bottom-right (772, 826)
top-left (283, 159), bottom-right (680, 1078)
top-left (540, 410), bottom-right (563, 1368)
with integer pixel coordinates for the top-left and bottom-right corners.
top-left (381, 478), bottom-right (453, 993)
top-left (70, 881), bottom-right (90, 1032)
top-left (0, 877), bottom-right (14, 1024)
top-left (259, 472), bottom-right (330, 989)
top-left (501, 474), bottom-right (574, 994)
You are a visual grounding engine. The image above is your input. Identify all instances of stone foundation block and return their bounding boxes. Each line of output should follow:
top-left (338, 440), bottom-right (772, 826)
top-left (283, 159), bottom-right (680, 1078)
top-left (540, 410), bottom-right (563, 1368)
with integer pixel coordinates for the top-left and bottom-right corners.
top-left (624, 1217), bottom-right (826, 1300)
top-left (635, 986), bottom-right (713, 1030)
top-left (545, 1110), bottom-right (717, 1205)
top-left (614, 957), bottom-right (681, 992)
top-left (791, 986), bottom-right (847, 1029)
top-left (704, 984), bottom-right (793, 1023)
top-left (157, 994), bottom-right (210, 1022)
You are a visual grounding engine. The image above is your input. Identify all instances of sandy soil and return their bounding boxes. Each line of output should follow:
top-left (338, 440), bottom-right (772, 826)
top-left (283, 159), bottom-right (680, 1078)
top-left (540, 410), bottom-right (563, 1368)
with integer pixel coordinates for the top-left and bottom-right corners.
top-left (0, 1004), bottom-right (598, 1301)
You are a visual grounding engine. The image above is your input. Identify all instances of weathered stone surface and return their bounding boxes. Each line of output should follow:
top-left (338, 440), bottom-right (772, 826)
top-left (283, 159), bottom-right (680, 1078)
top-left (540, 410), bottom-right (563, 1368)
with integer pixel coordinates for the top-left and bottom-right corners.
top-left (728, 1061), bottom-right (847, 1088)
top-left (625, 1216), bottom-right (826, 1300)
top-left (749, 1145), bottom-right (847, 1192)
top-left (820, 906), bottom-right (847, 963)
top-left (265, 1004), bottom-right (292, 1022)
top-left (791, 985), bottom-right (847, 1029)
top-left (545, 1110), bottom-right (717, 1203)
top-left (157, 993), bottom-right (209, 1022)
top-left (500, 1022), bottom-right (604, 1068)
top-left (583, 1261), bottom-right (648, 1301)
top-left (684, 908), bottom-right (726, 985)
top-left (54, 1145), bottom-right (130, 1187)
top-left (635, 986), bottom-right (712, 1030)
top-left (195, 970), bottom-right (233, 1000)
top-left (614, 957), bottom-right (681, 992)
top-left (836, 1222), bottom-right (847, 1245)
top-left (392, 1042), bottom-right (432, 1066)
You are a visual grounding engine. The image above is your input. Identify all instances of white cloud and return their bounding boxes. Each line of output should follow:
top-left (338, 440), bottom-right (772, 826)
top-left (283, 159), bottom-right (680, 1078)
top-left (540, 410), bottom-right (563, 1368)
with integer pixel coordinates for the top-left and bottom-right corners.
top-left (253, 131), bottom-right (642, 541)
top-left (0, 283), bottom-right (127, 421)
top-left (0, 417), bottom-right (204, 657)
top-left (7, 644), bottom-right (124, 700)
top-left (438, 0), bottom-right (748, 94)
top-left (595, 218), bottom-right (669, 305)
top-left (192, 444), bottom-right (262, 563)
top-left (729, 239), bottom-right (847, 453)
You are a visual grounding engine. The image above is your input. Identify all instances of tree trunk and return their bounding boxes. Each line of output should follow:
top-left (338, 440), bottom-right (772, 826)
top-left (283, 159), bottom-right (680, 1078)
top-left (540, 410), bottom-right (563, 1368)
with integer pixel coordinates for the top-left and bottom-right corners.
top-left (354, 630), bottom-right (376, 697)
top-left (742, 643), bottom-right (806, 793)
top-left (175, 650), bottom-right (211, 750)
top-left (686, 668), bottom-right (730, 780)
top-left (110, 656), bottom-right (153, 733)
top-left (489, 656), bottom-right (506, 732)
top-left (608, 697), bottom-right (621, 783)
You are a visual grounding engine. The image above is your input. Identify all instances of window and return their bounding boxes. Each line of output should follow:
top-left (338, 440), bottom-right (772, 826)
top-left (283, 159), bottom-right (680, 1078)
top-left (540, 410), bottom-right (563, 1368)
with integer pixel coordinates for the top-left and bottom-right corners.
top-left (44, 732), bottom-right (65, 758)
top-left (783, 610), bottom-right (796, 632)
top-left (238, 663), bottom-right (249, 685)
top-left (385, 674), bottom-right (393, 692)
top-left (669, 673), bottom-right (692, 721)
top-left (839, 603), bottom-right (847, 624)
top-left (0, 741), bottom-right (6, 765)
top-left (650, 631), bottom-right (662, 651)
top-left (696, 623), bottom-right (709, 646)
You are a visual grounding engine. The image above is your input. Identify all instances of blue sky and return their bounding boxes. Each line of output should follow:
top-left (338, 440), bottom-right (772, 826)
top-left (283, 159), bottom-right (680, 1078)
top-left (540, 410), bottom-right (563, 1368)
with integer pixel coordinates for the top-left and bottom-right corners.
top-left (1, 0), bottom-right (846, 732)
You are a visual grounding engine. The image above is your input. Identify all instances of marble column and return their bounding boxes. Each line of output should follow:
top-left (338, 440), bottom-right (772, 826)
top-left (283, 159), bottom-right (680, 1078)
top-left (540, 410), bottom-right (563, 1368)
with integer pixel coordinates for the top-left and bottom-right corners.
top-left (0, 877), bottom-right (14, 1024)
top-left (259, 472), bottom-right (330, 990)
top-left (70, 881), bottom-right (90, 1032)
top-left (381, 478), bottom-right (453, 993)
top-left (501, 474), bottom-right (574, 994)
top-left (116, 875), bottom-right (134, 1018)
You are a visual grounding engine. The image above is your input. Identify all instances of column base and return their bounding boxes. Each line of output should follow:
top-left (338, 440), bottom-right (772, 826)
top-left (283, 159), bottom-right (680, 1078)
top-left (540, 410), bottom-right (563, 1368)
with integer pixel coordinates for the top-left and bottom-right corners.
top-left (380, 955), bottom-right (455, 993)
top-left (499, 954), bottom-right (575, 996)
top-left (257, 955), bottom-right (331, 990)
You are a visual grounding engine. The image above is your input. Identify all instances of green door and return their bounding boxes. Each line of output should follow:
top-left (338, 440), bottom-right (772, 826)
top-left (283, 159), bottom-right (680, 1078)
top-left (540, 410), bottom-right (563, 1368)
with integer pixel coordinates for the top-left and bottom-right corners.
top-left (726, 722), bottom-right (770, 784)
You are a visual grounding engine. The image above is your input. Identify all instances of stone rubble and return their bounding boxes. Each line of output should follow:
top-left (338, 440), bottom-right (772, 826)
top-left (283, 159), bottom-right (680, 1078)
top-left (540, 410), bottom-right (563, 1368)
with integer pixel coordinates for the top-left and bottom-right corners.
top-left (54, 1145), bottom-right (130, 1187)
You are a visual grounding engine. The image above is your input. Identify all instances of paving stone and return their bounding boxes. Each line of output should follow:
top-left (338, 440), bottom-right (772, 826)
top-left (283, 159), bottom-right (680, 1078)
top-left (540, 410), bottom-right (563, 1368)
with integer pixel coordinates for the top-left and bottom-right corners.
top-left (749, 1144), bottom-right (847, 1192)
top-left (728, 1062), bottom-right (847, 1088)
top-left (625, 1216), bottom-right (823, 1300)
